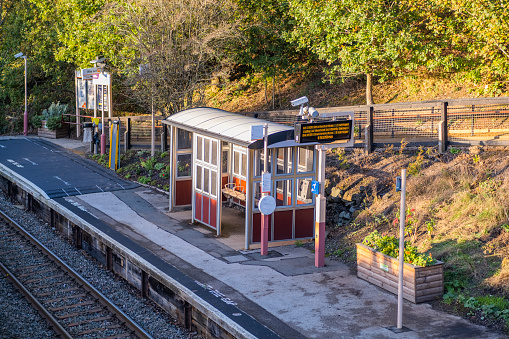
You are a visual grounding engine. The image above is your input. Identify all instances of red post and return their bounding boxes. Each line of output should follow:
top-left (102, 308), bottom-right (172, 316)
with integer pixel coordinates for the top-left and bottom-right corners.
top-left (315, 146), bottom-right (326, 267)
top-left (261, 123), bottom-right (269, 255)
top-left (23, 57), bottom-right (27, 136)
top-left (261, 214), bottom-right (269, 255)
top-left (100, 133), bottom-right (106, 155)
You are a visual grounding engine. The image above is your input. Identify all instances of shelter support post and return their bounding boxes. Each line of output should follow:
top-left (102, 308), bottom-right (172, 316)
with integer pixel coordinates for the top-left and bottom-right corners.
top-left (315, 145), bottom-right (326, 267)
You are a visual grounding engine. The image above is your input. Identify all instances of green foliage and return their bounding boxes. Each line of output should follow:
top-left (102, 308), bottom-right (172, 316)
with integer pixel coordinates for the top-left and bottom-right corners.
top-left (334, 149), bottom-right (349, 169)
top-left (362, 230), bottom-right (436, 267)
top-left (450, 147), bottom-right (461, 154)
top-left (141, 157), bottom-right (156, 170)
top-left (30, 114), bottom-right (43, 129)
top-left (408, 147), bottom-right (425, 176)
top-left (458, 295), bottom-right (509, 323)
top-left (154, 162), bottom-right (165, 171)
top-left (425, 219), bottom-right (436, 238)
top-left (138, 176), bottom-right (151, 184)
top-left (43, 102), bottom-right (69, 130)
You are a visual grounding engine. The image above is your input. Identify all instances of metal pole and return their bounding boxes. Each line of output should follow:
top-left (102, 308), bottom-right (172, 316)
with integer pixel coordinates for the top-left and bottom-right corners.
top-left (315, 145), bottom-right (326, 267)
top-left (100, 85), bottom-right (106, 155)
top-left (75, 71), bottom-right (81, 138)
top-left (261, 123), bottom-right (269, 256)
top-left (397, 168), bottom-right (407, 329)
top-left (23, 57), bottom-right (27, 136)
top-left (151, 94), bottom-right (155, 156)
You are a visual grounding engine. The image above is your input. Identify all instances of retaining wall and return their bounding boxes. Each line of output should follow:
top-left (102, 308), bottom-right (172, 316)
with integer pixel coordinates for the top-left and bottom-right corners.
top-left (0, 173), bottom-right (255, 339)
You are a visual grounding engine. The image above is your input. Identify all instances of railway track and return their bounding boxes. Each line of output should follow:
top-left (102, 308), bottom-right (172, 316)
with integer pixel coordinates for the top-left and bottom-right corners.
top-left (0, 209), bottom-right (153, 339)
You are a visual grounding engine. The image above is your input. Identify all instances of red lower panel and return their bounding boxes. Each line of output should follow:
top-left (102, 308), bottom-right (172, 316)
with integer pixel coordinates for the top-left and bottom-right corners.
top-left (203, 196), bottom-right (210, 225)
top-left (210, 198), bottom-right (217, 229)
top-left (252, 213), bottom-right (272, 243)
top-left (176, 180), bottom-right (192, 205)
top-left (195, 193), bottom-right (202, 221)
top-left (273, 210), bottom-right (293, 241)
top-left (222, 176), bottom-right (229, 201)
top-left (295, 208), bottom-right (314, 238)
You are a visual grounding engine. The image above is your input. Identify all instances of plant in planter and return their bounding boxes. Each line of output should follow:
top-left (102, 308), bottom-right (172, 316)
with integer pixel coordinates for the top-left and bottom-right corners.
top-left (357, 230), bottom-right (443, 303)
top-left (35, 102), bottom-right (69, 138)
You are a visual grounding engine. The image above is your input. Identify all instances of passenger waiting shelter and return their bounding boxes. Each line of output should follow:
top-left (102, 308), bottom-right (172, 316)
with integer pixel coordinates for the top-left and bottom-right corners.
top-left (162, 107), bottom-right (322, 250)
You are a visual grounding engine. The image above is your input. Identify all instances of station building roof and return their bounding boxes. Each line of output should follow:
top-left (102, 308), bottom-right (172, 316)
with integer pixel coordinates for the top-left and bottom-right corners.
top-left (163, 107), bottom-right (302, 149)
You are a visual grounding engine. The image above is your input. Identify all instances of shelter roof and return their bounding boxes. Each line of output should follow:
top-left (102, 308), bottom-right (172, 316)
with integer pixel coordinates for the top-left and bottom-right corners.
top-left (163, 107), bottom-right (298, 149)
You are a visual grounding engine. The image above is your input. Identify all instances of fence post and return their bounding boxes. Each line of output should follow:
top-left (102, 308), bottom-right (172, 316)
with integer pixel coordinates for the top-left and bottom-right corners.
top-left (125, 118), bottom-right (131, 151)
top-left (439, 102), bottom-right (448, 153)
top-left (161, 124), bottom-right (167, 152)
top-left (365, 106), bottom-right (374, 154)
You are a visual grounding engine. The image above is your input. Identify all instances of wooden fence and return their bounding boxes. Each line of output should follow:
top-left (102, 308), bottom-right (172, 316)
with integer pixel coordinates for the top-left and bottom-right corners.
top-left (69, 96), bottom-right (509, 153)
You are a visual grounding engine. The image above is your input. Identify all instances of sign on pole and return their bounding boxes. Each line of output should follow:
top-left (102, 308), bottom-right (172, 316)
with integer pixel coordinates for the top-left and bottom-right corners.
top-left (261, 173), bottom-right (271, 193)
top-left (77, 79), bottom-right (87, 109)
top-left (294, 120), bottom-right (353, 143)
top-left (311, 180), bottom-right (320, 195)
top-left (82, 67), bottom-right (102, 80)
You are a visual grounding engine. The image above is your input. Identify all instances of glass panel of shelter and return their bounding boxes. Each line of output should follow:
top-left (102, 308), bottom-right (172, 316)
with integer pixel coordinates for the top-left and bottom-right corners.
top-left (252, 145), bottom-right (316, 211)
top-left (176, 129), bottom-right (193, 178)
top-left (194, 134), bottom-right (220, 199)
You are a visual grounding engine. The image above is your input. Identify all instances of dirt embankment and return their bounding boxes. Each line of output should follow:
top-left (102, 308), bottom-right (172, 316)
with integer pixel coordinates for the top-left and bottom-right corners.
top-left (323, 145), bottom-right (509, 333)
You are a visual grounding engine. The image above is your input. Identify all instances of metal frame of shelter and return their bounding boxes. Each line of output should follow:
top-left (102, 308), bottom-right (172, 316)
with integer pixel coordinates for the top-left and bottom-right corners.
top-left (162, 107), bottom-right (323, 250)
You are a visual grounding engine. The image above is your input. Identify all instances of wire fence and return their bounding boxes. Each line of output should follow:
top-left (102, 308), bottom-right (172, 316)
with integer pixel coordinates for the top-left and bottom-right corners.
top-left (243, 97), bottom-right (509, 149)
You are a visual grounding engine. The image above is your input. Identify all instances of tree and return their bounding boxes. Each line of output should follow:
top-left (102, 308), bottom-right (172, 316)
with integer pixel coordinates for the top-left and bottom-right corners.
top-left (116, 0), bottom-right (240, 115)
top-left (234, 0), bottom-right (308, 109)
top-left (431, 0), bottom-right (509, 89)
top-left (286, 0), bottom-right (443, 104)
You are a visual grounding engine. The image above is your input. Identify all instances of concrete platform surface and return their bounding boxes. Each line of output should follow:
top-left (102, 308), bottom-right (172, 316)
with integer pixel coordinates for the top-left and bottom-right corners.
top-left (1, 136), bottom-right (505, 339)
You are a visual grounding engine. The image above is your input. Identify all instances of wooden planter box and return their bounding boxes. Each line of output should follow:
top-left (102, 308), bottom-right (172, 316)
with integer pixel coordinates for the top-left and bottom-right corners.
top-left (356, 243), bottom-right (443, 303)
top-left (38, 120), bottom-right (68, 139)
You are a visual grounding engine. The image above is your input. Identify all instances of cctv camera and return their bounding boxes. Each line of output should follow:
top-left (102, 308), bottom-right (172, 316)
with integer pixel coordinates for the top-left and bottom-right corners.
top-left (291, 96), bottom-right (309, 107)
top-left (308, 107), bottom-right (319, 118)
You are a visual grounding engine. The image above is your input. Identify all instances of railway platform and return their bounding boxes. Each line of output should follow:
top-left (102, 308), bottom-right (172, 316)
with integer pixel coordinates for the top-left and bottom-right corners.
top-left (0, 136), bottom-right (505, 339)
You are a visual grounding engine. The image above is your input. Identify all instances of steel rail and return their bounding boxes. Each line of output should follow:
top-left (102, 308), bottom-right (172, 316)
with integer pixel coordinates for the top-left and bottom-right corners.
top-left (0, 209), bottom-right (153, 339)
top-left (0, 261), bottom-right (72, 338)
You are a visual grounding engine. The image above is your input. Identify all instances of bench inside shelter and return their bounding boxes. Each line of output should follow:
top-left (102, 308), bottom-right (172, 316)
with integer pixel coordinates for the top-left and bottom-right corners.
top-left (222, 183), bottom-right (246, 203)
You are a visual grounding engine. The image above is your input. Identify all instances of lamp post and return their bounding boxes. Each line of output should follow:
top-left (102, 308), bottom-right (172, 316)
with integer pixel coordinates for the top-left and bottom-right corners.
top-left (14, 53), bottom-right (28, 136)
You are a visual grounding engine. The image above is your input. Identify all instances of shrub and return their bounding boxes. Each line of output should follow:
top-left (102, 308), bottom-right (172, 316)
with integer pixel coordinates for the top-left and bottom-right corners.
top-left (41, 102), bottom-right (68, 130)
top-left (138, 176), bottom-right (151, 184)
top-left (362, 230), bottom-right (436, 267)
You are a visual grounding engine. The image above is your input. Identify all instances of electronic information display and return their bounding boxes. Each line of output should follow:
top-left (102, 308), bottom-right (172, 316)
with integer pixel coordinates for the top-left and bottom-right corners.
top-left (294, 120), bottom-right (353, 143)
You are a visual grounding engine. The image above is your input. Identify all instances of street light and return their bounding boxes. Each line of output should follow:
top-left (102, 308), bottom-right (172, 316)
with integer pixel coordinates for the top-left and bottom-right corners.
top-left (15, 52), bottom-right (28, 136)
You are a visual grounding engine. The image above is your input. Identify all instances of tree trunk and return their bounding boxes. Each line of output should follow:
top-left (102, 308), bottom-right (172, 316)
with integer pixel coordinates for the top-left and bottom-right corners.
top-left (366, 73), bottom-right (374, 105)
top-left (272, 75), bottom-right (275, 110)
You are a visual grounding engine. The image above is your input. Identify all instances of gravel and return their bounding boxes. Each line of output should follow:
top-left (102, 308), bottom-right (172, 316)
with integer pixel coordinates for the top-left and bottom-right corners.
top-left (0, 274), bottom-right (58, 339)
top-left (0, 191), bottom-right (199, 339)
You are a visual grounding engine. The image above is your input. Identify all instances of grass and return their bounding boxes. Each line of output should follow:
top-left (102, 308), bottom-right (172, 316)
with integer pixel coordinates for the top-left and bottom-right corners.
top-left (324, 147), bottom-right (509, 334)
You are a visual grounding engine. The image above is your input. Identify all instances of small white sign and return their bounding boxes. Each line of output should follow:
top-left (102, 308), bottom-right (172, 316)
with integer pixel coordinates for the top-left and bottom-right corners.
top-left (77, 78), bottom-right (87, 109)
top-left (261, 172), bottom-right (271, 193)
top-left (81, 67), bottom-right (102, 80)
top-left (92, 72), bottom-right (111, 86)
top-left (259, 195), bottom-right (276, 215)
top-left (251, 125), bottom-right (264, 141)
top-left (380, 263), bottom-right (389, 272)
